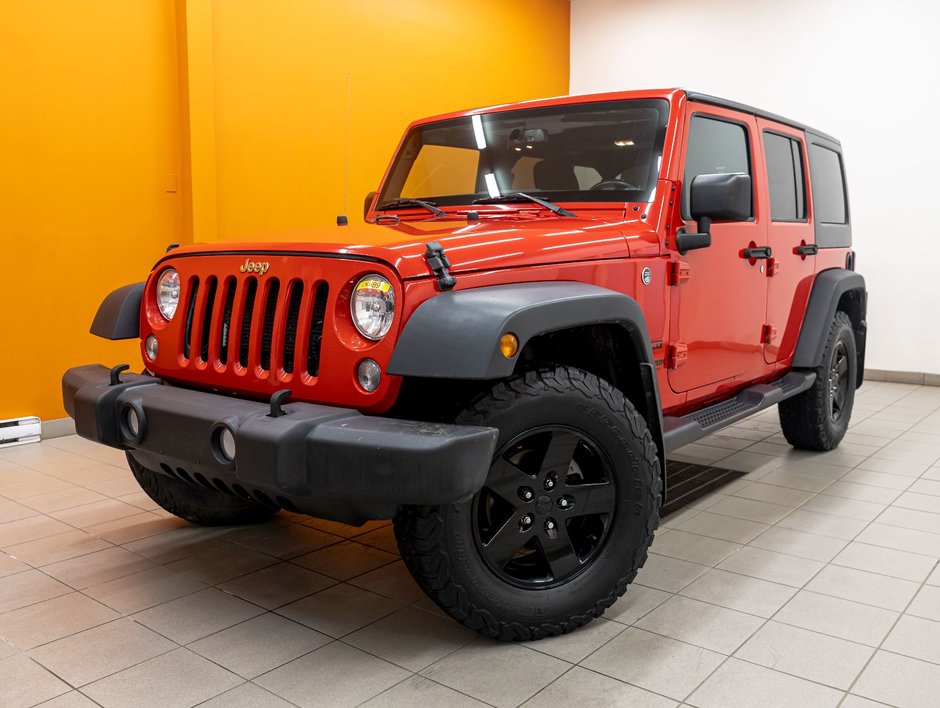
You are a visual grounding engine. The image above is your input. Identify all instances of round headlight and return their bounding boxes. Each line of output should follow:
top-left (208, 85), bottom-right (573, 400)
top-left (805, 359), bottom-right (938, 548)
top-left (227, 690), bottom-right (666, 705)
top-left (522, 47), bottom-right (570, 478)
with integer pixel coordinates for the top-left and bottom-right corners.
top-left (350, 275), bottom-right (395, 340)
top-left (156, 268), bottom-right (180, 321)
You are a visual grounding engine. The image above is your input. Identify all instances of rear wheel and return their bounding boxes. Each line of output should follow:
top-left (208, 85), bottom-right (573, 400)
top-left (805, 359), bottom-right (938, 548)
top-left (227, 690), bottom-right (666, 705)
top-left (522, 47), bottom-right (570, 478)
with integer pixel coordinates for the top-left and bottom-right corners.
top-left (394, 366), bottom-right (661, 641)
top-left (127, 453), bottom-right (278, 526)
top-left (779, 310), bottom-right (857, 450)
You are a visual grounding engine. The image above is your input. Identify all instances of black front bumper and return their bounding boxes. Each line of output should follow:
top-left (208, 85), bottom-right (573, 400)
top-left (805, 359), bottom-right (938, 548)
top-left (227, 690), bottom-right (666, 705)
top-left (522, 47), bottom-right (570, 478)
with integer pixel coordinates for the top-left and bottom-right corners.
top-left (63, 364), bottom-right (498, 524)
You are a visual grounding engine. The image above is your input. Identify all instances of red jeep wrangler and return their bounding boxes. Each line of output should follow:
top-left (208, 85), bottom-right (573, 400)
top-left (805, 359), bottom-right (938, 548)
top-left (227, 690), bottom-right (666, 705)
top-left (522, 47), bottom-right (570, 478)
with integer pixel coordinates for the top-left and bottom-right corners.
top-left (64, 88), bottom-right (866, 641)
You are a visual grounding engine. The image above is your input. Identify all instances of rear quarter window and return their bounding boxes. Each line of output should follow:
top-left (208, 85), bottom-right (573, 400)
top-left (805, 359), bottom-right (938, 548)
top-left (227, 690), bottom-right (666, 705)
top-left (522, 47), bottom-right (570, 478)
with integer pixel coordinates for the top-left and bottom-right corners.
top-left (808, 144), bottom-right (847, 224)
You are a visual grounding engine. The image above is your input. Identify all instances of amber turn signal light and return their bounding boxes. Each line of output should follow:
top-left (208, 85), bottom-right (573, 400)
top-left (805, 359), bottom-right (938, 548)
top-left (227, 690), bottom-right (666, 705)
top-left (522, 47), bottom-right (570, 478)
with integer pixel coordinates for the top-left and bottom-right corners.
top-left (500, 332), bottom-right (519, 358)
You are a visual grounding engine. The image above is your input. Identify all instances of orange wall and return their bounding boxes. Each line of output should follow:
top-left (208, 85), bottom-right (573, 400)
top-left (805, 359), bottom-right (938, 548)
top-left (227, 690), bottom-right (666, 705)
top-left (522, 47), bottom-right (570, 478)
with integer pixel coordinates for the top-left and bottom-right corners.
top-left (0, 0), bottom-right (570, 423)
top-left (0, 1), bottom-right (184, 422)
top-left (207, 0), bottom-right (571, 239)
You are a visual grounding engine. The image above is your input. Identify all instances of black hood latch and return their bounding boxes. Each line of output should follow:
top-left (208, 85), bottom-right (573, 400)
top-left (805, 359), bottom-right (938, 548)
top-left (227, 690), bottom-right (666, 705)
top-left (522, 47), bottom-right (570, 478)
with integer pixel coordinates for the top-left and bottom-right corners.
top-left (424, 242), bottom-right (457, 292)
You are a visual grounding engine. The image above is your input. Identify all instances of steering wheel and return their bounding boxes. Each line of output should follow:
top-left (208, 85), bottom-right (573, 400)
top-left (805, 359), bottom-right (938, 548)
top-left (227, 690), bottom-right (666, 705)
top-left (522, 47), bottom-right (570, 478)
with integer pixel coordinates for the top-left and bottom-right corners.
top-left (589, 179), bottom-right (640, 191)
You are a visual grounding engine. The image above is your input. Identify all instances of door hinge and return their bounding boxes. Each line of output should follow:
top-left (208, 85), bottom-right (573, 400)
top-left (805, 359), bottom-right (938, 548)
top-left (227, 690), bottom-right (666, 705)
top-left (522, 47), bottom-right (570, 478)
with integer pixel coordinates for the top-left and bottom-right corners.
top-left (668, 260), bottom-right (690, 286)
top-left (761, 324), bottom-right (777, 345)
top-left (667, 342), bottom-right (688, 369)
top-left (766, 258), bottom-right (780, 277)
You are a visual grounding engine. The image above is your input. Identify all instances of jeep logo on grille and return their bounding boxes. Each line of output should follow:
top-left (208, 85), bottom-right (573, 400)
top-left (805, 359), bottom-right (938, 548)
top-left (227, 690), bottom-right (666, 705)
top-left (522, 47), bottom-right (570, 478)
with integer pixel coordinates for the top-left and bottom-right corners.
top-left (239, 258), bottom-right (270, 275)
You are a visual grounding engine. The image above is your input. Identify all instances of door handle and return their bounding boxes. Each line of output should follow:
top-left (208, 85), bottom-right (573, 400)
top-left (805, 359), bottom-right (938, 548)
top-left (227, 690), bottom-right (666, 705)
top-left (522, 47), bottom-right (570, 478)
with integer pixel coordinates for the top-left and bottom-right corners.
top-left (741, 246), bottom-right (772, 260)
top-left (794, 243), bottom-right (818, 256)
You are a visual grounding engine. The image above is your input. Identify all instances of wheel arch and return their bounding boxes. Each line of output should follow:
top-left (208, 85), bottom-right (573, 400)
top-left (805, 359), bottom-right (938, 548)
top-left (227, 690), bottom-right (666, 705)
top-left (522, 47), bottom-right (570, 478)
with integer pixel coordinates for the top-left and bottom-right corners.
top-left (387, 282), bottom-right (666, 482)
top-left (792, 268), bottom-right (867, 387)
top-left (515, 322), bottom-right (663, 469)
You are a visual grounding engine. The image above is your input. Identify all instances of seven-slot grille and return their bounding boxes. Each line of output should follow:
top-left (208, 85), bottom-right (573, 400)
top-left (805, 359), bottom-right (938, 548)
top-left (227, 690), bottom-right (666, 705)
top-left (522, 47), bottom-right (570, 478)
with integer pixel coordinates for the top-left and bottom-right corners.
top-left (179, 274), bottom-right (329, 377)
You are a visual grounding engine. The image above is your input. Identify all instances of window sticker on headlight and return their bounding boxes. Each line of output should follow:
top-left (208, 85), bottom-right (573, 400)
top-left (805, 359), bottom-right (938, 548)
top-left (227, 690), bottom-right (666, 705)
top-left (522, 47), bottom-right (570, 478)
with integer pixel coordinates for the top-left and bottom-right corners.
top-left (357, 278), bottom-right (391, 293)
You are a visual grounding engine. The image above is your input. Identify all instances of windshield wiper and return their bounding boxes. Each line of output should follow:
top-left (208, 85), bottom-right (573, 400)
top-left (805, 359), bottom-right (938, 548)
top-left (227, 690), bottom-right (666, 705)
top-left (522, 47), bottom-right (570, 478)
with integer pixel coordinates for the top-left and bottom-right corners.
top-left (376, 198), bottom-right (445, 217)
top-left (472, 192), bottom-right (576, 217)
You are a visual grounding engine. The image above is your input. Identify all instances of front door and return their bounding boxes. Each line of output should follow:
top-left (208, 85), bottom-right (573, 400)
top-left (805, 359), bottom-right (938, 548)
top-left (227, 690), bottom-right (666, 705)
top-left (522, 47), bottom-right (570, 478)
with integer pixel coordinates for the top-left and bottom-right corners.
top-left (668, 105), bottom-right (772, 395)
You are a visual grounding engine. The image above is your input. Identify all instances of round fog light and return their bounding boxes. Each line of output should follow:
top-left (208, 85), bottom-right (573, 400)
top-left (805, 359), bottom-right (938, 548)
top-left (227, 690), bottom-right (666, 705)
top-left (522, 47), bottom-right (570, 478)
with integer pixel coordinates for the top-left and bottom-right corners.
top-left (124, 407), bottom-right (140, 440)
top-left (145, 335), bottom-right (159, 361)
top-left (218, 427), bottom-right (236, 462)
top-left (357, 359), bottom-right (382, 392)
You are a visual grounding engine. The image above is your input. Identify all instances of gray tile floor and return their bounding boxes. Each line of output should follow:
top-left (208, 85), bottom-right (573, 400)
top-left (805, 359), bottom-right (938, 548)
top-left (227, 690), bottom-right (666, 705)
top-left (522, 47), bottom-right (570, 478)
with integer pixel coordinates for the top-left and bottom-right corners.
top-left (1, 380), bottom-right (939, 707)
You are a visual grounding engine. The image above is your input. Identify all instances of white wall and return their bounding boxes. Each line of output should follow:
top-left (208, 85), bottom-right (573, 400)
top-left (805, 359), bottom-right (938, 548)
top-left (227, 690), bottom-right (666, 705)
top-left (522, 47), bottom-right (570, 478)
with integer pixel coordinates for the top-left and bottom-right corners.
top-left (571, 0), bottom-right (940, 375)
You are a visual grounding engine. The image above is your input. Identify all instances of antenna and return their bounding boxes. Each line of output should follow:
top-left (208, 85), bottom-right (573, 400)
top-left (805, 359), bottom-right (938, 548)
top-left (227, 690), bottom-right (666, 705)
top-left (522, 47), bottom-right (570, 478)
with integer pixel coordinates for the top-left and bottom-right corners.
top-left (343, 72), bottom-right (351, 217)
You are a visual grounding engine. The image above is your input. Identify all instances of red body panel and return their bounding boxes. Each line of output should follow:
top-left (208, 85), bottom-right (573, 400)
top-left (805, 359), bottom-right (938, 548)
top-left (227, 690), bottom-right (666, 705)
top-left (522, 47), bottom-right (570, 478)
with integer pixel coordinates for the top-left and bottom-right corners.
top-left (755, 117), bottom-right (817, 371)
top-left (138, 88), bottom-right (851, 418)
top-left (142, 253), bottom-right (405, 413)
top-left (667, 103), bottom-right (771, 395)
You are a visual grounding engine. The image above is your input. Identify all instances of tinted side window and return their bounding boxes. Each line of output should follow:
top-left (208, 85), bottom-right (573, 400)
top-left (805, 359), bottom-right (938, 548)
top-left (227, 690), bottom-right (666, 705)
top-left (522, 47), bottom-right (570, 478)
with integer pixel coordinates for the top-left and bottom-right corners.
top-left (808, 144), bottom-right (847, 224)
top-left (763, 132), bottom-right (806, 221)
top-left (683, 116), bottom-right (752, 219)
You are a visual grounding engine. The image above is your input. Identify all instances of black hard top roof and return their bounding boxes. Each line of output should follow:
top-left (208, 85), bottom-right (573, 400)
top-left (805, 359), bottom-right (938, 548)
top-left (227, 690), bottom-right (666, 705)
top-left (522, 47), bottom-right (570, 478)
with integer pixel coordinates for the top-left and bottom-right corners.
top-left (685, 91), bottom-right (840, 145)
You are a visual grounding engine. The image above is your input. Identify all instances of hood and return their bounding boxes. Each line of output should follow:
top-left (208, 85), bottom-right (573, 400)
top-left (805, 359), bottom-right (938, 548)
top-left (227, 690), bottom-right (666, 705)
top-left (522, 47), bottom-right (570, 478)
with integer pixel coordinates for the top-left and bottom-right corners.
top-left (164, 213), bottom-right (660, 280)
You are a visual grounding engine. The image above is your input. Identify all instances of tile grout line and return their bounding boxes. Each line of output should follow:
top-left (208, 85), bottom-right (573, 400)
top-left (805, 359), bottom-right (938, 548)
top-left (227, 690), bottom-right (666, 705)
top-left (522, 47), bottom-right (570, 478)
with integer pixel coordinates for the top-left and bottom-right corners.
top-left (838, 554), bottom-right (940, 705)
top-left (362, 665), bottom-right (498, 708)
top-left (750, 389), bottom-right (940, 702)
top-left (671, 384), bottom-right (940, 703)
top-left (18, 548), bottom-right (400, 702)
top-left (0, 516), bottom-right (419, 705)
top-left (532, 387), bottom-right (940, 703)
top-left (4, 384), bottom-right (940, 707)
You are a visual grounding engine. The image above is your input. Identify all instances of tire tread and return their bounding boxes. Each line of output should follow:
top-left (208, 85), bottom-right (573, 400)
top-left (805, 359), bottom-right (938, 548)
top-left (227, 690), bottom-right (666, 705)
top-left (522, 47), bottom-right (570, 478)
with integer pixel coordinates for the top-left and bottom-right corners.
top-left (779, 311), bottom-right (856, 451)
top-left (394, 366), bottom-right (662, 641)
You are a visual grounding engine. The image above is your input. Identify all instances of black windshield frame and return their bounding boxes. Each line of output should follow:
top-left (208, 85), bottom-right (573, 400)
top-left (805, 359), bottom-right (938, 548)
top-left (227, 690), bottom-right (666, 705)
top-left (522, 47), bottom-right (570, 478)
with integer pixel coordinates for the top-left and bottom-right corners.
top-left (378, 99), bottom-right (670, 208)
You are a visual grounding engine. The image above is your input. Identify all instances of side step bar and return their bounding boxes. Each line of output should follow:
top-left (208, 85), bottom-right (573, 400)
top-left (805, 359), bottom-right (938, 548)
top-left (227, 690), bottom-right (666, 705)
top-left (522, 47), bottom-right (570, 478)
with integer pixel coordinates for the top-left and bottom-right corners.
top-left (663, 371), bottom-right (816, 453)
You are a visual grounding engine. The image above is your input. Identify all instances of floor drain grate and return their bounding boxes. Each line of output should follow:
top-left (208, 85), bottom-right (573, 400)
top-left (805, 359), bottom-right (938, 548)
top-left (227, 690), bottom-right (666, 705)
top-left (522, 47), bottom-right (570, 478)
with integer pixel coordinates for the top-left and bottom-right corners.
top-left (661, 460), bottom-right (745, 517)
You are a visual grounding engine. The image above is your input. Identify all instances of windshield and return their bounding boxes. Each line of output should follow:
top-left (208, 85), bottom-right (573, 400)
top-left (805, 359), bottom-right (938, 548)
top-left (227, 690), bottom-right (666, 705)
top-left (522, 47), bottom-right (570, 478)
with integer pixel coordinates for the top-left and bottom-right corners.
top-left (378, 99), bottom-right (669, 208)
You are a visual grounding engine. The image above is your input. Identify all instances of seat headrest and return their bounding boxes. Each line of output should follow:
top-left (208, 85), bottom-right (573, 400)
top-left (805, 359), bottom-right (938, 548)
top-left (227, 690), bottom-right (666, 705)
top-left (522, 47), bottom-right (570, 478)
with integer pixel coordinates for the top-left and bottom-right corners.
top-left (533, 159), bottom-right (579, 192)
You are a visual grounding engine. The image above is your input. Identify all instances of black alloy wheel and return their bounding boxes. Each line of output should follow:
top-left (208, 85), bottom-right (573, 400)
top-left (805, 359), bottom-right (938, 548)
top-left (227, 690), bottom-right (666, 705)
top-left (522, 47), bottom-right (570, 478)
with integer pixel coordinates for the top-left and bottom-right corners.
top-left (779, 310), bottom-right (857, 451)
top-left (474, 427), bottom-right (616, 589)
top-left (393, 366), bottom-right (661, 641)
top-left (829, 339), bottom-right (850, 423)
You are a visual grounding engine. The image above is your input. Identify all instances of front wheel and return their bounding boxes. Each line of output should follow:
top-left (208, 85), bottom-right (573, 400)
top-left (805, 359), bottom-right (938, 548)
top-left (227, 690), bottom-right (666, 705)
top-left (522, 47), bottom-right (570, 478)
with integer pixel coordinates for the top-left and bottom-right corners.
top-left (394, 366), bottom-right (661, 641)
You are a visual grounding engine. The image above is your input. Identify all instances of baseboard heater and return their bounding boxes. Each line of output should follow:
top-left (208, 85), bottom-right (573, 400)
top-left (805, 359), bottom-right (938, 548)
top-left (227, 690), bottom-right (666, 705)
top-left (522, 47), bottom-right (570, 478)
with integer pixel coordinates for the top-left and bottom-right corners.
top-left (0, 416), bottom-right (41, 448)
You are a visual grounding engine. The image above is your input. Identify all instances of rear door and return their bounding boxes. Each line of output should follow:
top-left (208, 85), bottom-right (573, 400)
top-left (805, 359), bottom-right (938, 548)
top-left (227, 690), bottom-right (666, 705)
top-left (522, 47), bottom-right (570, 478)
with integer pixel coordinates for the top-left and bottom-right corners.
top-left (668, 105), bottom-right (771, 394)
top-left (757, 121), bottom-right (816, 365)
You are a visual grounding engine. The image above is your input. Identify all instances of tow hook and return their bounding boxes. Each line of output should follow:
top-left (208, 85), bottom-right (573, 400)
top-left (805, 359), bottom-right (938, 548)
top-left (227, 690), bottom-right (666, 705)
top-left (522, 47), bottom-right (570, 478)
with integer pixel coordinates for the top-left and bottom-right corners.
top-left (109, 364), bottom-right (130, 386)
top-left (268, 389), bottom-right (292, 418)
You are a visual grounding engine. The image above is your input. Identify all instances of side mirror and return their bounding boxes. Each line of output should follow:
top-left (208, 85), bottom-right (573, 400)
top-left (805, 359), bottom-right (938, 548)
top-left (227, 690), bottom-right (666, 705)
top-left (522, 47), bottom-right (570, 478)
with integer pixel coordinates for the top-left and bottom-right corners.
top-left (690, 172), bottom-right (751, 225)
top-left (676, 173), bottom-right (751, 254)
top-left (363, 191), bottom-right (377, 222)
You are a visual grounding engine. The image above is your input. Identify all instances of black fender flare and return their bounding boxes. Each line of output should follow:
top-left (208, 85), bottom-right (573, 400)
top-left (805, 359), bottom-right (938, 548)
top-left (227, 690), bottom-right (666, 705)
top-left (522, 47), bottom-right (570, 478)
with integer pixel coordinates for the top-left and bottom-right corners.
top-left (792, 269), bottom-right (867, 386)
top-left (90, 283), bottom-right (144, 340)
top-left (387, 281), bottom-right (666, 482)
top-left (388, 282), bottom-right (656, 379)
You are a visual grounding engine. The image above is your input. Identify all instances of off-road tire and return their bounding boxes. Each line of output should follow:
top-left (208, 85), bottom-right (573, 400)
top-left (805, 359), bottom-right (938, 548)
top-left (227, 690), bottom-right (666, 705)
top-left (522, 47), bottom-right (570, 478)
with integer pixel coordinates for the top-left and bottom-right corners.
top-left (394, 366), bottom-right (662, 641)
top-left (126, 452), bottom-right (278, 526)
top-left (779, 311), bottom-right (857, 450)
